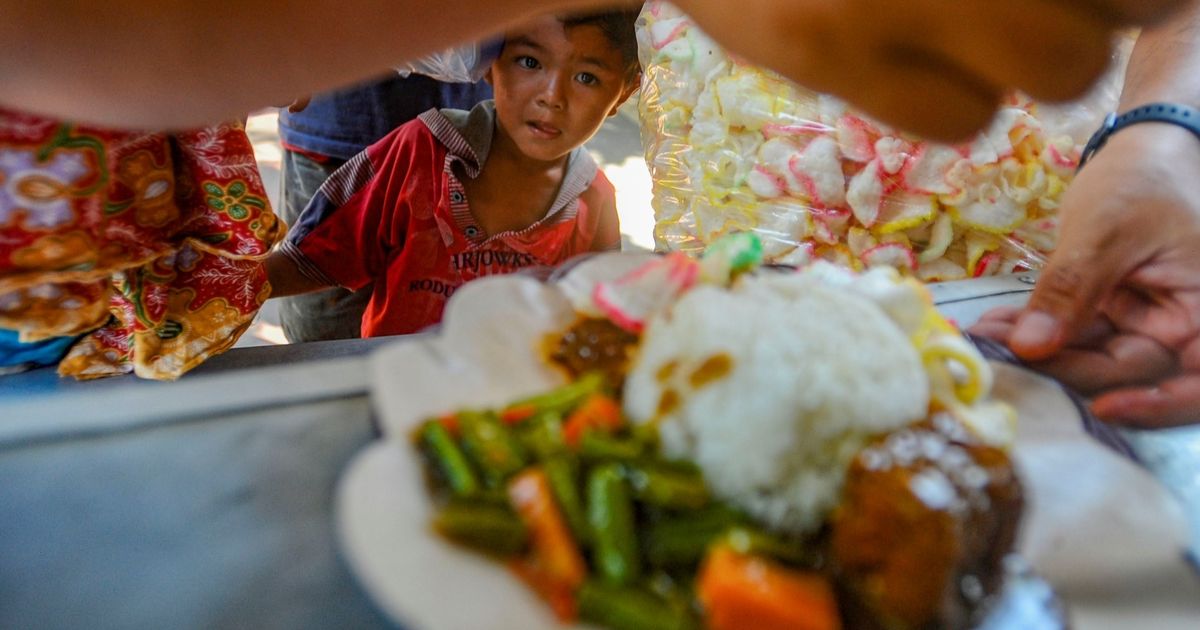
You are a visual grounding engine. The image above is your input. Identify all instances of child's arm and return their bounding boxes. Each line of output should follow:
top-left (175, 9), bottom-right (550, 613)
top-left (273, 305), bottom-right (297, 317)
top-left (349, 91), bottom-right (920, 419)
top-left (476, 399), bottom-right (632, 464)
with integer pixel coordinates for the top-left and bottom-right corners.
top-left (594, 192), bottom-right (622, 252)
top-left (584, 172), bottom-right (622, 253)
top-left (265, 248), bottom-right (334, 298)
top-left (276, 125), bottom-right (421, 301)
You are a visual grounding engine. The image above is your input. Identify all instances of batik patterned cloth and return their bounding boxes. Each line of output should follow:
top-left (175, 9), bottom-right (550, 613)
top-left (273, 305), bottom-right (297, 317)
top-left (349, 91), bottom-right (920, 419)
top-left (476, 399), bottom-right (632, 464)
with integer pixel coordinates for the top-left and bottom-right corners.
top-left (0, 108), bottom-right (281, 380)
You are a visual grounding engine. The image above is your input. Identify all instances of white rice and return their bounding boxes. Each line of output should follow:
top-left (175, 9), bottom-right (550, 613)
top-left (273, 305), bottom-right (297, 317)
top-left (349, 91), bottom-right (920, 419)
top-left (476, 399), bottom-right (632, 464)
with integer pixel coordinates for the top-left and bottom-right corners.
top-left (623, 272), bottom-right (930, 533)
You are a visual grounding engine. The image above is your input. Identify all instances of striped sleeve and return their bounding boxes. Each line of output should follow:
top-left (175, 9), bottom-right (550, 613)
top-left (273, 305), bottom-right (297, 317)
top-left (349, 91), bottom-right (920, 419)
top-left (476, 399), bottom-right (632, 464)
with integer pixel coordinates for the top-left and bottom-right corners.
top-left (285, 149), bottom-right (376, 246)
top-left (285, 121), bottom-right (435, 291)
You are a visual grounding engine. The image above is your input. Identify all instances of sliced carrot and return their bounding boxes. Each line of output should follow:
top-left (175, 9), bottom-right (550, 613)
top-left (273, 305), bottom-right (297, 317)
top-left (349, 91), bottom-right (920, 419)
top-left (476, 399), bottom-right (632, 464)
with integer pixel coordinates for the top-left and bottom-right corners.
top-left (698, 545), bottom-right (841, 630)
top-left (562, 394), bottom-right (624, 448)
top-left (500, 403), bottom-right (539, 425)
top-left (507, 468), bottom-right (587, 621)
top-left (436, 412), bottom-right (459, 434)
top-left (508, 557), bottom-right (578, 622)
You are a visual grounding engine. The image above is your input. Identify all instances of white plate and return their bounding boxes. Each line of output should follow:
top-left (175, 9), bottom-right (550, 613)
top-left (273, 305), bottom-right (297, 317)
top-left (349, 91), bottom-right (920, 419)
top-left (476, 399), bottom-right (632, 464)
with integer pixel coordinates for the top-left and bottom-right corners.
top-left (338, 255), bottom-right (1198, 630)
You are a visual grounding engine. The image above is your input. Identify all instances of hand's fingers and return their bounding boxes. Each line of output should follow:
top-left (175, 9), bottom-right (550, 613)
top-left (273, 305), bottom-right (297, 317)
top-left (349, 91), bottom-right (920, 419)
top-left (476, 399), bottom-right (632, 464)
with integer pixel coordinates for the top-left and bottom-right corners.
top-left (1068, 316), bottom-right (1119, 347)
top-left (1182, 335), bottom-right (1200, 371)
top-left (968, 320), bottom-right (1016, 344)
top-left (1013, 264), bottom-right (1118, 360)
top-left (1011, 195), bottom-right (1138, 360)
top-left (971, 304), bottom-right (1115, 349)
top-left (1102, 285), bottom-right (1158, 329)
top-left (1103, 301), bottom-right (1200, 430)
top-left (1081, 0), bottom-right (1194, 25)
top-left (287, 96), bottom-right (311, 113)
top-left (1026, 334), bottom-right (1177, 394)
top-left (843, 56), bottom-right (1000, 142)
top-left (1091, 374), bottom-right (1200, 428)
top-left (903, 0), bottom-right (1113, 103)
top-left (976, 305), bottom-right (1024, 325)
top-left (1104, 282), bottom-right (1200, 351)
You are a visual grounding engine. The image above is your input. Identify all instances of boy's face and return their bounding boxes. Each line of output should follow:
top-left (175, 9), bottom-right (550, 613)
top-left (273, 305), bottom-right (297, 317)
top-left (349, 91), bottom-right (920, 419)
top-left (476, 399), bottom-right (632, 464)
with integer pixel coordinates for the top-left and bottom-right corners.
top-left (489, 15), bottom-right (636, 164)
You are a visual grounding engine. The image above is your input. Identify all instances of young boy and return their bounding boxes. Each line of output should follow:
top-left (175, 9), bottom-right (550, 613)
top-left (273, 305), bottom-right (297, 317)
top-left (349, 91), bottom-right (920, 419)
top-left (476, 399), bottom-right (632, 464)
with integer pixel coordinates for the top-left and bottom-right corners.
top-left (266, 9), bottom-right (640, 336)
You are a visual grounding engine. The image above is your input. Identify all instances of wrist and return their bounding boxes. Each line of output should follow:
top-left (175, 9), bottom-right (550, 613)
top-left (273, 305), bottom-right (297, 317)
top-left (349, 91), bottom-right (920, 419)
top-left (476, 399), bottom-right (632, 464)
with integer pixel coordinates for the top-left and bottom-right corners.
top-left (1105, 121), bottom-right (1200, 157)
top-left (1079, 102), bottom-right (1200, 169)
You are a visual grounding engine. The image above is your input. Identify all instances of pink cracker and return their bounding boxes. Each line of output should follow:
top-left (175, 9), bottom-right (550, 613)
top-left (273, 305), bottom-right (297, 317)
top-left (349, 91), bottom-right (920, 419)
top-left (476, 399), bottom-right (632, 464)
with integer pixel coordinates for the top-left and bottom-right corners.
top-left (901, 145), bottom-right (965, 196)
top-left (1044, 143), bottom-right (1078, 170)
top-left (749, 165), bottom-right (787, 199)
top-left (846, 159), bottom-right (885, 227)
top-left (592, 253), bottom-right (699, 333)
top-left (761, 122), bottom-right (830, 141)
top-left (862, 242), bottom-right (917, 271)
top-left (650, 20), bottom-right (689, 50)
top-left (836, 115), bottom-right (879, 163)
top-left (972, 251), bottom-right (1003, 278)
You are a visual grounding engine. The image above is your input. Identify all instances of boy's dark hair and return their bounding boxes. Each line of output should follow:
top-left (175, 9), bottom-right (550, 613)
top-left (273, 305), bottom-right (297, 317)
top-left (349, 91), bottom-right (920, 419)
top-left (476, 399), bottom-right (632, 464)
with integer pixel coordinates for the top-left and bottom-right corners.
top-left (561, 9), bottom-right (642, 82)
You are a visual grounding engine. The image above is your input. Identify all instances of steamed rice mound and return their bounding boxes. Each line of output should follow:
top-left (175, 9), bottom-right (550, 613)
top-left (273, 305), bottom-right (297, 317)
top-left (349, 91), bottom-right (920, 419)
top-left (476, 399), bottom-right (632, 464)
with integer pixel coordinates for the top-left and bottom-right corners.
top-left (623, 274), bottom-right (930, 533)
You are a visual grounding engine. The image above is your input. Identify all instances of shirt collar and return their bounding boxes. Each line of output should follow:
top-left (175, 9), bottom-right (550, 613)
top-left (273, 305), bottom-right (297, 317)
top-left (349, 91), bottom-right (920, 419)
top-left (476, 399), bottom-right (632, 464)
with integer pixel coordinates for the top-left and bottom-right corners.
top-left (419, 100), bottom-right (599, 221)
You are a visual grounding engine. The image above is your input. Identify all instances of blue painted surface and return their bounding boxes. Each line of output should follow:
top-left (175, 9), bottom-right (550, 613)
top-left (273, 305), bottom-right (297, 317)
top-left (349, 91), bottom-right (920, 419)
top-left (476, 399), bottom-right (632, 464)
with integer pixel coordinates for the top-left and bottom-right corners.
top-left (0, 396), bottom-right (397, 630)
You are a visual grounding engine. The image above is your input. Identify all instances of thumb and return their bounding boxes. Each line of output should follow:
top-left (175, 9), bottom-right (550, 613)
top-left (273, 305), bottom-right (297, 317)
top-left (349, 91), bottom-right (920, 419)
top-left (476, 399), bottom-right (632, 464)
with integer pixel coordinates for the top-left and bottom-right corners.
top-left (1010, 237), bottom-right (1123, 361)
top-left (287, 95), bottom-right (311, 113)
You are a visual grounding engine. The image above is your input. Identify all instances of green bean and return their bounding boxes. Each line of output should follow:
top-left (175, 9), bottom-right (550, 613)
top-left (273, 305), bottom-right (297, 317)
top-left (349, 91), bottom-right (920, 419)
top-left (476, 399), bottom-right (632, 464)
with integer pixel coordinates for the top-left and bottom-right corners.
top-left (432, 502), bottom-right (528, 556)
top-left (543, 455), bottom-right (589, 543)
top-left (643, 527), bottom-right (720, 568)
top-left (643, 570), bottom-right (691, 608)
top-left (587, 464), bottom-right (640, 585)
top-left (628, 421), bottom-right (661, 452)
top-left (517, 411), bottom-right (567, 460)
top-left (625, 463), bottom-right (710, 510)
top-left (723, 526), bottom-right (824, 569)
top-left (418, 421), bottom-right (479, 498)
top-left (459, 411), bottom-right (528, 488)
top-left (643, 507), bottom-right (743, 567)
top-left (508, 371), bottom-right (606, 417)
top-left (653, 458), bottom-right (704, 476)
top-left (579, 432), bottom-right (645, 463)
top-left (472, 487), bottom-right (512, 506)
top-left (577, 581), bottom-right (698, 630)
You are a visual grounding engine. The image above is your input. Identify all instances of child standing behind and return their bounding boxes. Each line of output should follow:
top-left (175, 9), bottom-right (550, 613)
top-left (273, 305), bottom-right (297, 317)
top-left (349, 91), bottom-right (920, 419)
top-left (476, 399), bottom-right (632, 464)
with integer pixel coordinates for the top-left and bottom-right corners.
top-left (266, 9), bottom-right (640, 336)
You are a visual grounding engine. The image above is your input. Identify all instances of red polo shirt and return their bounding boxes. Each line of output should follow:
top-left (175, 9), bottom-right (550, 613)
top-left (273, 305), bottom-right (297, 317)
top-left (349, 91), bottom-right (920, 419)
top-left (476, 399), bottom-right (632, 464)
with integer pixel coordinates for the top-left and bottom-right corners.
top-left (278, 102), bottom-right (620, 336)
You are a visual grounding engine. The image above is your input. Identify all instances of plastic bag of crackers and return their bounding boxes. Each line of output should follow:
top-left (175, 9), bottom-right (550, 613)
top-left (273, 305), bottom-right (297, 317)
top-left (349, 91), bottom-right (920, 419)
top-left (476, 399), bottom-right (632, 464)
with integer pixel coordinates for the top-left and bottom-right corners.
top-left (637, 1), bottom-right (1130, 280)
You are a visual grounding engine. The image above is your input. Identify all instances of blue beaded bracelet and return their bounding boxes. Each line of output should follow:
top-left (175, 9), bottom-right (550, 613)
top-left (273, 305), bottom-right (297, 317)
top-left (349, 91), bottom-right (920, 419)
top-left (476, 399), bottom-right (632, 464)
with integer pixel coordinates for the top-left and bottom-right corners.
top-left (1078, 102), bottom-right (1200, 170)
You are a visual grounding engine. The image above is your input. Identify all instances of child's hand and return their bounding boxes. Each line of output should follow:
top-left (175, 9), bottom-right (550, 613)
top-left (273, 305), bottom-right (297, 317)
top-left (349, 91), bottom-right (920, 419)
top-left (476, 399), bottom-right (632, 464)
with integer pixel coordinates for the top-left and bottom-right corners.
top-left (675, 0), bottom-right (1186, 141)
top-left (265, 247), bottom-right (333, 299)
top-left (286, 96), bottom-right (311, 113)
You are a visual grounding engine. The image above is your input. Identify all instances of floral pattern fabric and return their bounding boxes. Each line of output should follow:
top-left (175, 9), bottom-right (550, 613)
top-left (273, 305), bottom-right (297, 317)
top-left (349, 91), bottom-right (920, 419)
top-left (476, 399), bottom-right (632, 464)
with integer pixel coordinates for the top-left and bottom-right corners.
top-left (0, 108), bottom-right (281, 380)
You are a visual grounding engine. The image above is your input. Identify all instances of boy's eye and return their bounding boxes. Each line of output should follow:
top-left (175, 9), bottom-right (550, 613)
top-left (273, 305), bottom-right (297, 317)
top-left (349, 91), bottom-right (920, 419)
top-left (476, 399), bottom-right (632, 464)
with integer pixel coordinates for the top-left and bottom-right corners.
top-left (575, 72), bottom-right (600, 86)
top-left (516, 55), bottom-right (540, 70)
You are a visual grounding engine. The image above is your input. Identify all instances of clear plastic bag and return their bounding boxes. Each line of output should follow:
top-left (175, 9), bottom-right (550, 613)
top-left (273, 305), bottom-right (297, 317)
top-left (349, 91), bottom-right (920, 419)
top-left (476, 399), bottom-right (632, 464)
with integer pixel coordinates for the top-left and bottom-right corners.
top-left (395, 40), bottom-right (500, 83)
top-left (636, 2), bottom-right (1130, 280)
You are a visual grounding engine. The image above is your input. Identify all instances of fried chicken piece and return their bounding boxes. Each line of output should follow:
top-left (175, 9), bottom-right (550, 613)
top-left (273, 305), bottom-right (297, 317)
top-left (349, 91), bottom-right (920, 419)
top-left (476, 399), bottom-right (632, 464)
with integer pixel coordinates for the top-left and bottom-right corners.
top-left (830, 413), bottom-right (1023, 629)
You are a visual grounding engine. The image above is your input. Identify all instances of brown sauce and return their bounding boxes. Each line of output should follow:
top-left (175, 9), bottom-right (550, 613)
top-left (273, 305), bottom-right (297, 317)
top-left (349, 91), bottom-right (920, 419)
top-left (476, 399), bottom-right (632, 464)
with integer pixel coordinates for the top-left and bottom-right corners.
top-left (656, 388), bottom-right (681, 417)
top-left (655, 360), bottom-right (678, 383)
top-left (547, 317), bottom-right (639, 392)
top-left (688, 353), bottom-right (733, 388)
